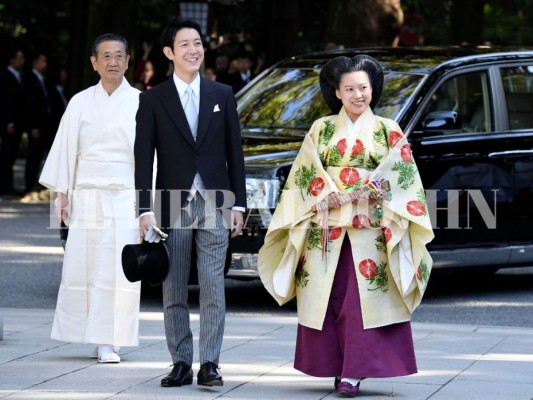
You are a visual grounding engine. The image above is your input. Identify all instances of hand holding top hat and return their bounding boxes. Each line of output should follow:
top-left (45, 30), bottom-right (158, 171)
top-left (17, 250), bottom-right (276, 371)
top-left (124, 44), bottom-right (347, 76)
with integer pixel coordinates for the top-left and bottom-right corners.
top-left (144, 225), bottom-right (169, 243)
top-left (122, 225), bottom-right (170, 286)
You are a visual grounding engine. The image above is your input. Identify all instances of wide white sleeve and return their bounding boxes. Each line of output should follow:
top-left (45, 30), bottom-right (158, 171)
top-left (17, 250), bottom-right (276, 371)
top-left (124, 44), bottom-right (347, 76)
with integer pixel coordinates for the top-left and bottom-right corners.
top-left (39, 96), bottom-right (81, 194)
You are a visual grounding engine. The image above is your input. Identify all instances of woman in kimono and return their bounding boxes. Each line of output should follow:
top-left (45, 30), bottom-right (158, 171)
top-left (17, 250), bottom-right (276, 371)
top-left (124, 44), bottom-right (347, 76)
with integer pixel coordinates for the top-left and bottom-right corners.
top-left (39, 34), bottom-right (141, 363)
top-left (258, 55), bottom-right (434, 396)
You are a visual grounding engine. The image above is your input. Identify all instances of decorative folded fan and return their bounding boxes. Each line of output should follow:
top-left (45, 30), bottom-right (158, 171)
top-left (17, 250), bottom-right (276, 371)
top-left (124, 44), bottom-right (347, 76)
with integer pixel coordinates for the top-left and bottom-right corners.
top-left (315, 179), bottom-right (392, 216)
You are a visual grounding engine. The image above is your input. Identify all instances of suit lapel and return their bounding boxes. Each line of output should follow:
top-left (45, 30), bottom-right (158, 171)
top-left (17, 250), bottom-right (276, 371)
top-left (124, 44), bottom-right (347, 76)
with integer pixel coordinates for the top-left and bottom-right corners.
top-left (159, 78), bottom-right (195, 147)
top-left (195, 78), bottom-right (216, 148)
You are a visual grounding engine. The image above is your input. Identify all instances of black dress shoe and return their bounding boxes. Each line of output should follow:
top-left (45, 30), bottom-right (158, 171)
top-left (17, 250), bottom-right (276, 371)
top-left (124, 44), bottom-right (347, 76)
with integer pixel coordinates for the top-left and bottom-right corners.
top-left (161, 361), bottom-right (193, 387)
top-left (197, 361), bottom-right (223, 386)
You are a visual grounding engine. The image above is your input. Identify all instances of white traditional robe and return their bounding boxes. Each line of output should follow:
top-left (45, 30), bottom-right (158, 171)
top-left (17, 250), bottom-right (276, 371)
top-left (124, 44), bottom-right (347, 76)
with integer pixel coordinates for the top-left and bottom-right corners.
top-left (39, 79), bottom-right (141, 346)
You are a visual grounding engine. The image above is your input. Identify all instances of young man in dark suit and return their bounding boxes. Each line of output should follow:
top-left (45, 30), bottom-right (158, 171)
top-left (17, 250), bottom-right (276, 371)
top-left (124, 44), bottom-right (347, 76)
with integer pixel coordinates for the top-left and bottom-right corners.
top-left (134, 17), bottom-right (246, 388)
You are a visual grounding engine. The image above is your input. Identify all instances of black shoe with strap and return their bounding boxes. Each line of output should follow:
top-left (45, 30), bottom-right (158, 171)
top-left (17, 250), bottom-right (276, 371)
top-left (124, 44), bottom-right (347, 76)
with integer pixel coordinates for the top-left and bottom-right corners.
top-left (161, 361), bottom-right (193, 387)
top-left (197, 361), bottom-right (223, 386)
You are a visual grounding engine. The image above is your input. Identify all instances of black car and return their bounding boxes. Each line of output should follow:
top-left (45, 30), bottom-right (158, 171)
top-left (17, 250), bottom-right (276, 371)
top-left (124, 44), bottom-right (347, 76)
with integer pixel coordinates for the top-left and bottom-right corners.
top-left (227, 46), bottom-right (533, 279)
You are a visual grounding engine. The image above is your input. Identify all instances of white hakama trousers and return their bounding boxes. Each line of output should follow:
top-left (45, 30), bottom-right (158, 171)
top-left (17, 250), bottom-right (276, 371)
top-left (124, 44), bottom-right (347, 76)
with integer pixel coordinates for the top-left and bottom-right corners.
top-left (51, 186), bottom-right (141, 346)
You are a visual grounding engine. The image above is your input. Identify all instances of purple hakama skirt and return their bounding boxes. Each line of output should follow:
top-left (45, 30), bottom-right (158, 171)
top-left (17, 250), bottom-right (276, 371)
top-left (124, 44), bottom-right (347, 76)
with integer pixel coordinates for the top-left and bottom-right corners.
top-left (294, 237), bottom-right (418, 378)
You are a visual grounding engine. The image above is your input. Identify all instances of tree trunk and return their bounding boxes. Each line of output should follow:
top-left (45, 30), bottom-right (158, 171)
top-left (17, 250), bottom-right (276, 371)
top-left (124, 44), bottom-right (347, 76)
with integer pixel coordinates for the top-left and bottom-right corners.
top-left (326, 0), bottom-right (404, 47)
top-left (67, 0), bottom-right (89, 94)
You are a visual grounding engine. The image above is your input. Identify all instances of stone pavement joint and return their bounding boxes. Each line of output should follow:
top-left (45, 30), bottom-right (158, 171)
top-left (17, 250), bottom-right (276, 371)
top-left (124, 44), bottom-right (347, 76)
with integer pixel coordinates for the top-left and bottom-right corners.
top-left (1, 308), bottom-right (533, 399)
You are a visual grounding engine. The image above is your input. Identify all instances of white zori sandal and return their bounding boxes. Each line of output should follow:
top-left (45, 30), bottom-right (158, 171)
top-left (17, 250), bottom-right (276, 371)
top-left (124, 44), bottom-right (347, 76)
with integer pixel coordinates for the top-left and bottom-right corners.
top-left (95, 345), bottom-right (121, 363)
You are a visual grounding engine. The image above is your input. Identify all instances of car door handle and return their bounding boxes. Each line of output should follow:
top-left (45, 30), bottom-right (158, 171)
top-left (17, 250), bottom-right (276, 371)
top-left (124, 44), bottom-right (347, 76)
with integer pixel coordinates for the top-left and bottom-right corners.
top-left (488, 150), bottom-right (533, 158)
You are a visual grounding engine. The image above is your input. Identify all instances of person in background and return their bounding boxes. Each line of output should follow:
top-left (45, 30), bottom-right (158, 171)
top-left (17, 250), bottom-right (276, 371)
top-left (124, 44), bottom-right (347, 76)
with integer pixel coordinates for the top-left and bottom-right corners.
top-left (23, 52), bottom-right (51, 195)
top-left (133, 39), bottom-right (154, 84)
top-left (135, 17), bottom-right (246, 389)
top-left (214, 53), bottom-right (229, 79)
top-left (39, 33), bottom-right (141, 364)
top-left (202, 65), bottom-right (217, 81)
top-left (217, 52), bottom-right (252, 94)
top-left (0, 47), bottom-right (25, 196)
top-left (134, 59), bottom-right (156, 91)
top-left (47, 65), bottom-right (69, 153)
top-left (258, 55), bottom-right (434, 397)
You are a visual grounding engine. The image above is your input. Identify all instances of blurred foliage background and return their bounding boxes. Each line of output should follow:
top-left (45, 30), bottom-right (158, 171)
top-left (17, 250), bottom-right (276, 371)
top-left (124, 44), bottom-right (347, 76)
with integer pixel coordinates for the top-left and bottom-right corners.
top-left (1, 0), bottom-right (531, 94)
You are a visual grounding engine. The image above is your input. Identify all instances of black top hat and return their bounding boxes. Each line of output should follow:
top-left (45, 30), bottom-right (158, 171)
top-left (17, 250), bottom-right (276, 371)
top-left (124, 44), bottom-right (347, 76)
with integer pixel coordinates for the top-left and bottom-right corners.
top-left (319, 54), bottom-right (384, 114)
top-left (122, 241), bottom-right (169, 286)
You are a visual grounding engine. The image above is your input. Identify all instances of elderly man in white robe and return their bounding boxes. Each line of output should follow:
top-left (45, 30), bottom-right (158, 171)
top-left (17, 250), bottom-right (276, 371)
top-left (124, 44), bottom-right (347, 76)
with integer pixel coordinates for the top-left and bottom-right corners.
top-left (39, 33), bottom-right (141, 363)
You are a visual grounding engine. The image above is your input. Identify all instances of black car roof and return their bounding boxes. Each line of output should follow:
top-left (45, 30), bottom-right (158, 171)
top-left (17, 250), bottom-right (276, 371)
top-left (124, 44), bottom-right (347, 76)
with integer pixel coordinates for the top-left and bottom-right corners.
top-left (273, 46), bottom-right (533, 74)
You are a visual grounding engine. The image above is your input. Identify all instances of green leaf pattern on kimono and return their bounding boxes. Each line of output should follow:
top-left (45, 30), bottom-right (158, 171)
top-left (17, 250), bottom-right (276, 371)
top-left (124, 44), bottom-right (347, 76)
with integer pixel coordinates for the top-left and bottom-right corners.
top-left (373, 121), bottom-right (389, 148)
top-left (365, 152), bottom-right (383, 170)
top-left (294, 164), bottom-right (317, 200)
top-left (375, 233), bottom-right (387, 253)
top-left (368, 261), bottom-right (389, 292)
top-left (307, 222), bottom-right (322, 250)
top-left (326, 145), bottom-right (343, 167)
top-left (417, 187), bottom-right (429, 216)
top-left (295, 255), bottom-right (310, 288)
top-left (391, 160), bottom-right (416, 190)
top-left (319, 120), bottom-right (336, 145)
top-left (417, 260), bottom-right (430, 283)
top-left (350, 149), bottom-right (366, 166)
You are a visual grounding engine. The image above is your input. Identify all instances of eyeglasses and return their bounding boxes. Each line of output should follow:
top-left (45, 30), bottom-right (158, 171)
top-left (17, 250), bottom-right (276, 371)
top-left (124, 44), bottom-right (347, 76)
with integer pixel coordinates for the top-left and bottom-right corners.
top-left (98, 53), bottom-right (127, 63)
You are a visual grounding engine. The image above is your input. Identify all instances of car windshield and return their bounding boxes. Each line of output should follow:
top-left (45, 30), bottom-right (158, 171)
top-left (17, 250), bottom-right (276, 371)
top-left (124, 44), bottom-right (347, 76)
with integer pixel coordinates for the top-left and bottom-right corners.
top-left (238, 67), bottom-right (426, 132)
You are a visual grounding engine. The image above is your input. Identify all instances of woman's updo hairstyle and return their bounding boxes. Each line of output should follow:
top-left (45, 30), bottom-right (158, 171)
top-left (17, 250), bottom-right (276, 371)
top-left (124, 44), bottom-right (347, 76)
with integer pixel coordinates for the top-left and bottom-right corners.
top-left (319, 54), bottom-right (384, 114)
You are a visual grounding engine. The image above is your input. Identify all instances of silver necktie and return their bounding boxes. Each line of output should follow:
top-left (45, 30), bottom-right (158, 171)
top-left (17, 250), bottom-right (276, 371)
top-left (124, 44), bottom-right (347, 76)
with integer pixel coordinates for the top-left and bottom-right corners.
top-left (183, 86), bottom-right (198, 139)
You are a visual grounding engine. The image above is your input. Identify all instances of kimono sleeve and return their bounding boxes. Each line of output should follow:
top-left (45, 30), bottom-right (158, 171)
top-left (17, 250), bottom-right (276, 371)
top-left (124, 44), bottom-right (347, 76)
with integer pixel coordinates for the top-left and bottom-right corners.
top-left (258, 119), bottom-right (337, 305)
top-left (39, 96), bottom-right (81, 194)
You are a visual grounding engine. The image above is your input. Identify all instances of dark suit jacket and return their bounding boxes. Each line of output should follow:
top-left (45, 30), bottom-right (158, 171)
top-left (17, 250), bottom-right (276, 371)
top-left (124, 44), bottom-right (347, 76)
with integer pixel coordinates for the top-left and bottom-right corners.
top-left (217, 71), bottom-right (247, 94)
top-left (0, 69), bottom-right (25, 132)
top-left (23, 70), bottom-right (51, 133)
top-left (135, 76), bottom-right (246, 230)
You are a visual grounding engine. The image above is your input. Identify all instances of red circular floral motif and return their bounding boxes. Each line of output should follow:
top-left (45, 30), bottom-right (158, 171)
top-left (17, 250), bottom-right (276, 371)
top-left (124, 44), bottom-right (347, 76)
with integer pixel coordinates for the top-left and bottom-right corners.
top-left (339, 167), bottom-right (360, 185)
top-left (406, 200), bottom-right (426, 216)
top-left (359, 259), bottom-right (377, 279)
top-left (351, 139), bottom-right (364, 156)
top-left (383, 227), bottom-right (392, 243)
top-left (388, 131), bottom-right (403, 147)
top-left (309, 177), bottom-right (325, 196)
top-left (352, 214), bottom-right (371, 228)
top-left (416, 265), bottom-right (422, 280)
top-left (336, 139), bottom-right (347, 156)
top-left (329, 227), bottom-right (342, 241)
top-left (400, 143), bottom-right (413, 162)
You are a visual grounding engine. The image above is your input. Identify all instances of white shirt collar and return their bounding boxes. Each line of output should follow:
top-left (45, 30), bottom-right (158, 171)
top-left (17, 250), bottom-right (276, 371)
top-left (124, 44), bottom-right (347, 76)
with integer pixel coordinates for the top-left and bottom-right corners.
top-left (7, 66), bottom-right (21, 82)
top-left (32, 68), bottom-right (45, 83)
top-left (172, 73), bottom-right (200, 99)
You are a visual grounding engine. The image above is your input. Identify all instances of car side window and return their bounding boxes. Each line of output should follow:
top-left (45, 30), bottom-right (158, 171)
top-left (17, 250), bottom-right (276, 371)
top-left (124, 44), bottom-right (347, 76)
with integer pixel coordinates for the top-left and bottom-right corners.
top-left (501, 65), bottom-right (533, 130)
top-left (418, 72), bottom-right (492, 134)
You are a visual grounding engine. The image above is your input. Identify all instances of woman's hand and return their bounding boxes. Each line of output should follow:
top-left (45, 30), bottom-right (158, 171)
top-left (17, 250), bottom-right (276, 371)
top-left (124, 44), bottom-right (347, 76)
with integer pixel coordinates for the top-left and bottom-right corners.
top-left (325, 192), bottom-right (342, 209)
top-left (314, 192), bottom-right (342, 212)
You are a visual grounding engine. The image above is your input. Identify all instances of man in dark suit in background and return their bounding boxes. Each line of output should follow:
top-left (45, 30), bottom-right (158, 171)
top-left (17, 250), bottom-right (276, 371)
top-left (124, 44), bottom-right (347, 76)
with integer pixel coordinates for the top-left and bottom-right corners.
top-left (0, 47), bottom-right (25, 195)
top-left (135, 17), bottom-right (246, 389)
top-left (217, 52), bottom-right (253, 94)
top-left (46, 65), bottom-right (69, 153)
top-left (23, 52), bottom-right (51, 194)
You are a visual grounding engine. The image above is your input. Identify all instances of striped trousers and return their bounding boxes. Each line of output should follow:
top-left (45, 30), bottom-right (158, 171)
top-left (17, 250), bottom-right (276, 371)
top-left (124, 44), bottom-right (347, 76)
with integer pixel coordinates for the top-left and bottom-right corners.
top-left (162, 194), bottom-right (229, 365)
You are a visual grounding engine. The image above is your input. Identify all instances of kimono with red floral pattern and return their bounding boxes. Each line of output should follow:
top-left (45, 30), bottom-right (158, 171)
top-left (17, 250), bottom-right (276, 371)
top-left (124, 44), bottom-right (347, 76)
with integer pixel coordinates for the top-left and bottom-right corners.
top-left (258, 106), bottom-right (434, 330)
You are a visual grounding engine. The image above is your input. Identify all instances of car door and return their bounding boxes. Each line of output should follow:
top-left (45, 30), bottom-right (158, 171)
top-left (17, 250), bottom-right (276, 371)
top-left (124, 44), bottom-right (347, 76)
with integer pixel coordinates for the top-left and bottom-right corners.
top-left (494, 62), bottom-right (533, 265)
top-left (407, 60), bottom-right (533, 269)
